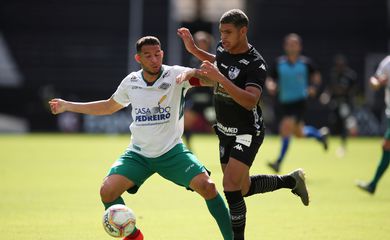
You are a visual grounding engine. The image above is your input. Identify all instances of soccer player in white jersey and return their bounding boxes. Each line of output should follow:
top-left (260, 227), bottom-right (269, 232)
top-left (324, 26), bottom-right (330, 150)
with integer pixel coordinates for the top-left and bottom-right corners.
top-left (357, 55), bottom-right (390, 194)
top-left (49, 36), bottom-right (233, 240)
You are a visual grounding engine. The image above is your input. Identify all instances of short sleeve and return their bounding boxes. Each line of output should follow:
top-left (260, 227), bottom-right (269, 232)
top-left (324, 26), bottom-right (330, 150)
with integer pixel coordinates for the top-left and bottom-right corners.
top-left (245, 60), bottom-right (266, 92)
top-left (172, 65), bottom-right (193, 90)
top-left (112, 77), bottom-right (131, 107)
top-left (376, 56), bottom-right (390, 77)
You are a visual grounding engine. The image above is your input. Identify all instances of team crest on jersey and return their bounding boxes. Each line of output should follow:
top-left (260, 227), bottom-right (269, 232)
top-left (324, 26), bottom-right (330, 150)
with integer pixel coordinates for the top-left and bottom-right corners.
top-left (228, 66), bottom-right (240, 80)
top-left (158, 82), bottom-right (171, 90)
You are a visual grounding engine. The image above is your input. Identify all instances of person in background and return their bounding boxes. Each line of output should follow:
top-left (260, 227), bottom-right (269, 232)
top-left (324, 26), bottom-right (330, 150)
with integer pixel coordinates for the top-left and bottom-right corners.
top-left (323, 54), bottom-right (358, 157)
top-left (356, 55), bottom-right (390, 194)
top-left (266, 33), bottom-right (329, 173)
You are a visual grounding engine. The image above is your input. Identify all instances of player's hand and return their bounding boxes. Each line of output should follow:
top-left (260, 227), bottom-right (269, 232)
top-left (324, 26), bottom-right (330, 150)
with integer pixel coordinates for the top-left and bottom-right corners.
top-left (176, 72), bottom-right (189, 84)
top-left (200, 61), bottom-right (222, 82)
top-left (265, 78), bottom-right (277, 96)
top-left (48, 98), bottom-right (66, 115)
top-left (370, 75), bottom-right (388, 90)
top-left (177, 28), bottom-right (197, 54)
top-left (176, 68), bottom-right (196, 84)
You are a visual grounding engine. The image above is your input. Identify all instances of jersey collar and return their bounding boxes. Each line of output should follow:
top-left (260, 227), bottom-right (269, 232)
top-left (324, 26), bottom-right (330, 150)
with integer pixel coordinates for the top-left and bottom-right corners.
top-left (141, 66), bottom-right (164, 86)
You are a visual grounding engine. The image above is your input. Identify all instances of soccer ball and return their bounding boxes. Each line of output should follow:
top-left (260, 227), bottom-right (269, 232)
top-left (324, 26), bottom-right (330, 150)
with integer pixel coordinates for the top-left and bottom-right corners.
top-left (103, 204), bottom-right (136, 238)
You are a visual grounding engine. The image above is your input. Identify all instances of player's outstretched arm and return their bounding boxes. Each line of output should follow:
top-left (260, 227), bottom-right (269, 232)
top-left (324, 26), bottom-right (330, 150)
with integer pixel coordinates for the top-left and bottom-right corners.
top-left (177, 28), bottom-right (216, 63)
top-left (48, 97), bottom-right (123, 116)
top-left (176, 68), bottom-right (214, 87)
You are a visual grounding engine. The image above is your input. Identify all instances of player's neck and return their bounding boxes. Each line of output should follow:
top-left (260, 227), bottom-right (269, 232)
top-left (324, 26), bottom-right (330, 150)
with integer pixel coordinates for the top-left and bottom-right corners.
top-left (287, 54), bottom-right (299, 63)
top-left (142, 68), bottom-right (163, 84)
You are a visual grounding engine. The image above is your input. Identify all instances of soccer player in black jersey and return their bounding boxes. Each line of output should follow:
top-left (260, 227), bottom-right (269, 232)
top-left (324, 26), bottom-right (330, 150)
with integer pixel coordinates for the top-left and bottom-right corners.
top-left (177, 9), bottom-right (310, 240)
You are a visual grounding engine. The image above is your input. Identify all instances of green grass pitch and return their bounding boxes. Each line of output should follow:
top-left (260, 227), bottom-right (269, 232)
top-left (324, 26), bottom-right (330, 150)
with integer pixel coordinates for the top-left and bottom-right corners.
top-left (0, 134), bottom-right (389, 239)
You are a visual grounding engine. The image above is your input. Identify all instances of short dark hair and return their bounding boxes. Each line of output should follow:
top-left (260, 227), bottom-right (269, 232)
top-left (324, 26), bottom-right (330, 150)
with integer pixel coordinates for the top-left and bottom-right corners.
top-left (136, 36), bottom-right (161, 53)
top-left (220, 9), bottom-right (249, 28)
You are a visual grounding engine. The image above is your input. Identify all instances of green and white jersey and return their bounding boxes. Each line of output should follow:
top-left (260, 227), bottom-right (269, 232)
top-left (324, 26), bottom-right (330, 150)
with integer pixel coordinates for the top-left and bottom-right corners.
top-left (112, 65), bottom-right (193, 157)
top-left (375, 56), bottom-right (390, 117)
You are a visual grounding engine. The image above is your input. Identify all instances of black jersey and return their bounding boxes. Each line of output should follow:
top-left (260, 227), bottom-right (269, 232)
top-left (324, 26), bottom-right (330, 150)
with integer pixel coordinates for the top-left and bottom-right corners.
top-left (214, 42), bottom-right (267, 136)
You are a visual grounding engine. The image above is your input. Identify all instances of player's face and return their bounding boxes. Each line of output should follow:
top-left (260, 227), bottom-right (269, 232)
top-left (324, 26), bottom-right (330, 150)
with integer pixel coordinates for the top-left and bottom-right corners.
top-left (219, 23), bottom-right (246, 52)
top-left (136, 44), bottom-right (164, 75)
top-left (284, 37), bottom-right (302, 56)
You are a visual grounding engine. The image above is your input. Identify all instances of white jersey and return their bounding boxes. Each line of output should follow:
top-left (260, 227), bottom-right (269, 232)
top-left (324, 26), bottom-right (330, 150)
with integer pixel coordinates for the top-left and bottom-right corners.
top-left (375, 56), bottom-right (390, 117)
top-left (112, 65), bottom-right (193, 157)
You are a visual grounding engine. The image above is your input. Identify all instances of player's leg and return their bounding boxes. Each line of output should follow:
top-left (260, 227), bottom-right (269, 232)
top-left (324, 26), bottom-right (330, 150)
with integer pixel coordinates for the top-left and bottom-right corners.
top-left (295, 99), bottom-right (329, 151)
top-left (102, 151), bottom-right (153, 240)
top-left (268, 116), bottom-right (294, 173)
top-left (189, 173), bottom-right (233, 240)
top-left (357, 124), bottom-right (390, 194)
top-left (230, 132), bottom-right (309, 208)
top-left (302, 123), bottom-right (329, 149)
top-left (100, 175), bottom-right (134, 208)
top-left (155, 143), bottom-right (232, 240)
top-left (101, 175), bottom-right (144, 240)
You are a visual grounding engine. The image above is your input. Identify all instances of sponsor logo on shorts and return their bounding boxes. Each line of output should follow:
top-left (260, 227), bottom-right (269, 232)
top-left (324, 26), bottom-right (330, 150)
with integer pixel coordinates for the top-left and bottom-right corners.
top-left (185, 163), bottom-right (195, 173)
top-left (233, 144), bottom-right (244, 152)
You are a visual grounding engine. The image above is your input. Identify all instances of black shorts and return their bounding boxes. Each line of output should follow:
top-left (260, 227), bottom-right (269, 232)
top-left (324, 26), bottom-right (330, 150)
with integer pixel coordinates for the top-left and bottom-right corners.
top-left (280, 99), bottom-right (307, 123)
top-left (215, 128), bottom-right (265, 167)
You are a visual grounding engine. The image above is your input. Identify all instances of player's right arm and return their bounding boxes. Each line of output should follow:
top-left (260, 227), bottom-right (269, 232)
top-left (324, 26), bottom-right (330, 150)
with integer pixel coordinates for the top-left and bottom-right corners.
top-left (177, 28), bottom-right (216, 63)
top-left (48, 97), bottom-right (123, 115)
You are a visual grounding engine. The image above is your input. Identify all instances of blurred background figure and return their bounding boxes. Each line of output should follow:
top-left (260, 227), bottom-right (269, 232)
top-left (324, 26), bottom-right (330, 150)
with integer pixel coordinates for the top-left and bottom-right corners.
top-left (321, 54), bottom-right (358, 157)
top-left (266, 33), bottom-right (329, 173)
top-left (183, 31), bottom-right (215, 150)
top-left (356, 55), bottom-right (390, 195)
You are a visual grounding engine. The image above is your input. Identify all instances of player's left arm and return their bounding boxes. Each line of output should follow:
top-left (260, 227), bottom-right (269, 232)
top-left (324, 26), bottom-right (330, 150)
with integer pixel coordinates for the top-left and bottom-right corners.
top-left (200, 61), bottom-right (262, 110)
top-left (176, 68), bottom-right (215, 87)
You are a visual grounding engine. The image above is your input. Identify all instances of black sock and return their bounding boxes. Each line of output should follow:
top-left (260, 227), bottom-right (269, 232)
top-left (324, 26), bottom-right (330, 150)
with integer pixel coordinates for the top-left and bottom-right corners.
top-left (224, 190), bottom-right (246, 240)
top-left (244, 174), bottom-right (296, 197)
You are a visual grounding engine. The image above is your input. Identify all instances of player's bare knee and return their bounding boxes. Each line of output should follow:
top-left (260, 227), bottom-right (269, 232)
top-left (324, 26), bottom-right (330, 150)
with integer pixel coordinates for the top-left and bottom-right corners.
top-left (202, 180), bottom-right (217, 199)
top-left (383, 140), bottom-right (390, 150)
top-left (100, 185), bottom-right (117, 203)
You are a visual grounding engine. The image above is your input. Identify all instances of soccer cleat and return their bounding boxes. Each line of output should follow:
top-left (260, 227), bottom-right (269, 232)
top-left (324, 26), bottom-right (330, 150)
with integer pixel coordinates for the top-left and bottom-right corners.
top-left (267, 161), bottom-right (280, 173)
top-left (319, 127), bottom-right (329, 151)
top-left (356, 181), bottom-right (375, 195)
top-left (289, 168), bottom-right (310, 206)
top-left (123, 229), bottom-right (144, 240)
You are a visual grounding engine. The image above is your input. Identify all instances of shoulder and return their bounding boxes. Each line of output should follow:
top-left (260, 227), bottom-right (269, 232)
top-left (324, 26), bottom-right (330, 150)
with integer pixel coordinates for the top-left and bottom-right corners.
top-left (120, 71), bottom-right (142, 85)
top-left (216, 41), bottom-right (225, 55)
top-left (276, 55), bottom-right (288, 64)
top-left (379, 56), bottom-right (390, 67)
top-left (298, 55), bottom-right (312, 64)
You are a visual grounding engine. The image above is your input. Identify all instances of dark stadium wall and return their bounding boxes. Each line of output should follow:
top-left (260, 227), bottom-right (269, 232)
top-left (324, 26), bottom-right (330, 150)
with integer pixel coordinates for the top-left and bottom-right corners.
top-left (0, 0), bottom-right (131, 131)
top-left (0, 0), bottom-right (387, 132)
top-left (247, 0), bottom-right (388, 130)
